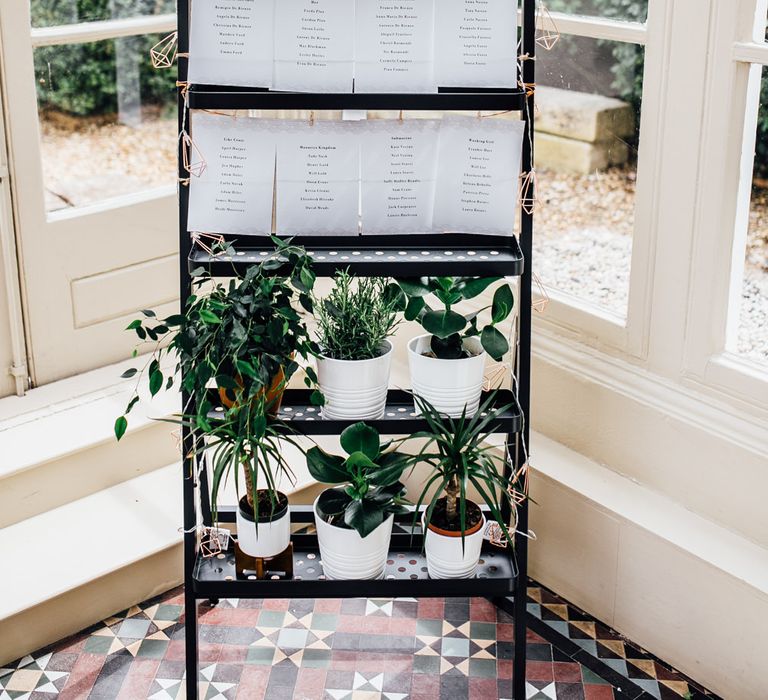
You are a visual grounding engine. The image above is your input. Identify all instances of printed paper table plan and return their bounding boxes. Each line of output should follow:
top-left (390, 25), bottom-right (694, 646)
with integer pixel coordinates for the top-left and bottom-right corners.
top-left (187, 112), bottom-right (275, 236)
top-left (435, 0), bottom-right (518, 88)
top-left (273, 0), bottom-right (356, 92)
top-left (276, 121), bottom-right (361, 235)
top-left (433, 115), bottom-right (525, 235)
top-left (188, 0), bottom-right (274, 88)
top-left (360, 120), bottom-right (439, 234)
top-left (186, 115), bottom-right (524, 237)
top-left (187, 0), bottom-right (517, 91)
top-left (355, 0), bottom-right (437, 93)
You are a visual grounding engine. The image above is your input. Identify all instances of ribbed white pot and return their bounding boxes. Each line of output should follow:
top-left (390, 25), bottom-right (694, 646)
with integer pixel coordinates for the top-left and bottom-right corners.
top-left (317, 341), bottom-right (392, 420)
top-left (236, 493), bottom-right (291, 559)
top-left (408, 334), bottom-right (486, 417)
top-left (424, 510), bottom-right (486, 579)
top-left (314, 492), bottom-right (394, 580)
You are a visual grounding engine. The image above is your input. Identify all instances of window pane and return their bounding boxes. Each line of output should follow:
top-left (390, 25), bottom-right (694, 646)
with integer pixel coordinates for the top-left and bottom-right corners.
top-left (732, 65), bottom-right (768, 364)
top-left (533, 35), bottom-right (643, 316)
top-left (31, 0), bottom-right (175, 28)
top-left (545, 0), bottom-right (647, 23)
top-left (35, 34), bottom-right (176, 212)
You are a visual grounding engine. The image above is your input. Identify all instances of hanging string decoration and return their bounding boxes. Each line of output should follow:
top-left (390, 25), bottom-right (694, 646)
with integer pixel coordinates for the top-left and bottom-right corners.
top-left (150, 31), bottom-right (178, 69)
top-left (519, 169), bottom-right (539, 216)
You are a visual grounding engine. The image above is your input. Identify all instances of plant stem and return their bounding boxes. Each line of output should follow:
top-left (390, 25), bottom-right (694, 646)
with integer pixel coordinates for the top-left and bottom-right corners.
top-left (445, 474), bottom-right (459, 522)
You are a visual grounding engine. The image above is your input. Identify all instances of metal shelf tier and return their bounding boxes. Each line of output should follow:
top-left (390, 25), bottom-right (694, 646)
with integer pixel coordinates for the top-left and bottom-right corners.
top-left (187, 86), bottom-right (527, 111)
top-left (194, 508), bottom-right (517, 599)
top-left (209, 389), bottom-right (523, 436)
top-left (189, 233), bottom-right (524, 278)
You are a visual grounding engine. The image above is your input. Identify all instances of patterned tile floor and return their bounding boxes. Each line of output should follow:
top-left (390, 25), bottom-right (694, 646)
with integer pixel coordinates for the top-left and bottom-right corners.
top-left (0, 581), bottom-right (718, 700)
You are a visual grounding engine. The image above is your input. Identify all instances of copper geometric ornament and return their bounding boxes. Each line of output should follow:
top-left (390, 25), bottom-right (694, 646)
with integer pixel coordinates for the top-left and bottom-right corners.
top-left (200, 527), bottom-right (230, 558)
top-left (180, 130), bottom-right (207, 178)
top-left (532, 272), bottom-right (551, 313)
top-left (150, 31), bottom-right (178, 69)
top-left (519, 170), bottom-right (539, 215)
top-left (536, 2), bottom-right (561, 51)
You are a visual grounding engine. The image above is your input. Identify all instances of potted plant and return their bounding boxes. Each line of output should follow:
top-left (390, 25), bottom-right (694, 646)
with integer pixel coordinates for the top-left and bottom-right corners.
top-left (313, 271), bottom-right (402, 420)
top-left (411, 392), bottom-right (521, 579)
top-left (206, 400), bottom-right (302, 558)
top-left (115, 237), bottom-right (322, 555)
top-left (306, 422), bottom-right (411, 580)
top-left (398, 276), bottom-right (515, 417)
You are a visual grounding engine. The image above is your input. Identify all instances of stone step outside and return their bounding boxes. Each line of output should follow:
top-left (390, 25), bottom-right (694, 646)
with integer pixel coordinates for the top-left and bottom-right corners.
top-left (535, 131), bottom-right (630, 174)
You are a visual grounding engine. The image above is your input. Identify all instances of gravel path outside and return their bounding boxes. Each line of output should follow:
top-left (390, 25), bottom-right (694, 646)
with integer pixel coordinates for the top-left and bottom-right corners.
top-left (37, 118), bottom-right (768, 363)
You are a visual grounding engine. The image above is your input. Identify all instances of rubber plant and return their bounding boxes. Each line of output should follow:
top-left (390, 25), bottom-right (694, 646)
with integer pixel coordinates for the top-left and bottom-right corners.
top-left (397, 276), bottom-right (515, 360)
top-left (307, 422), bottom-right (411, 537)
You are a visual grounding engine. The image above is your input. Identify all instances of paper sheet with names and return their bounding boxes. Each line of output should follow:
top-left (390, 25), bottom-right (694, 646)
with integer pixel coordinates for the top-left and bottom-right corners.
top-left (274, 0), bottom-right (356, 92)
top-left (435, 0), bottom-right (518, 88)
top-left (188, 0), bottom-right (274, 88)
top-left (276, 121), bottom-right (360, 235)
top-left (355, 0), bottom-right (436, 93)
top-left (433, 115), bottom-right (525, 235)
top-left (361, 120), bottom-right (439, 234)
top-left (187, 112), bottom-right (276, 236)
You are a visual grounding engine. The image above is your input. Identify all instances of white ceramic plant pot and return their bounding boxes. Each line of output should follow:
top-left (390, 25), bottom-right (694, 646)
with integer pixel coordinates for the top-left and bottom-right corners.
top-left (407, 334), bottom-right (486, 417)
top-left (236, 492), bottom-right (291, 559)
top-left (424, 510), bottom-right (486, 580)
top-left (313, 492), bottom-right (394, 580)
top-left (317, 340), bottom-right (393, 420)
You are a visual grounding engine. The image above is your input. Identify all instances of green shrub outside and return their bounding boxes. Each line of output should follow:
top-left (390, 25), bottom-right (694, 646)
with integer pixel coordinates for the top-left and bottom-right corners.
top-left (546, 0), bottom-right (768, 177)
top-left (32, 0), bottom-right (175, 117)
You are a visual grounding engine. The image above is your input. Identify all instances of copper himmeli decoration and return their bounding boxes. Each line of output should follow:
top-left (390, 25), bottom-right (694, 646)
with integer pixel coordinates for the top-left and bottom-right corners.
top-left (150, 31), bottom-right (178, 69)
top-left (191, 232), bottom-right (226, 256)
top-left (200, 527), bottom-right (224, 558)
top-left (536, 2), bottom-right (561, 51)
top-left (180, 130), bottom-right (207, 178)
top-left (519, 170), bottom-right (539, 215)
top-left (532, 272), bottom-right (551, 313)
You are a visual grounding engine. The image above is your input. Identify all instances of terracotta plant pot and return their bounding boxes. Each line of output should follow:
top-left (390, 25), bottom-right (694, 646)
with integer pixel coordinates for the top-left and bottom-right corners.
top-left (218, 366), bottom-right (287, 416)
top-left (423, 500), bottom-right (486, 579)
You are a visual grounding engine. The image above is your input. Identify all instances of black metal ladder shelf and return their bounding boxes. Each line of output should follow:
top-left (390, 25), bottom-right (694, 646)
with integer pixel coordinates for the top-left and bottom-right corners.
top-left (177, 2), bottom-right (536, 698)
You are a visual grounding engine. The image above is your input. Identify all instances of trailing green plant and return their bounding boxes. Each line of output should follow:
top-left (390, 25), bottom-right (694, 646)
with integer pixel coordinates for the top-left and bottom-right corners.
top-left (114, 236), bottom-right (322, 442)
top-left (307, 422), bottom-right (411, 537)
top-left (410, 392), bottom-right (524, 547)
top-left (398, 277), bottom-right (514, 361)
top-left (314, 271), bottom-right (403, 361)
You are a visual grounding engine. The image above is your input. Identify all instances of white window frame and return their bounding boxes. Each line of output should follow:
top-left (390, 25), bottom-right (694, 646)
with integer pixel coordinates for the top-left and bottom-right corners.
top-left (529, 8), bottom-right (662, 360)
top-left (683, 0), bottom-right (768, 409)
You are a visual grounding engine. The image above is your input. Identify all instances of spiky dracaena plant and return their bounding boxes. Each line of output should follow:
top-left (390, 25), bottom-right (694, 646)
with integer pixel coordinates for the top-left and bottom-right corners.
top-left (410, 392), bottom-right (524, 548)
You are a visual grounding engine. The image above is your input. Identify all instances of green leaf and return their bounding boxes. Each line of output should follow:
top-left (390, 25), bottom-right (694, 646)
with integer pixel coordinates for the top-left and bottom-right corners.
top-left (149, 369), bottom-right (163, 396)
top-left (339, 422), bottom-right (380, 460)
top-left (421, 310), bottom-right (467, 339)
top-left (460, 277), bottom-right (500, 300)
top-left (235, 360), bottom-right (258, 379)
top-left (125, 395), bottom-right (140, 415)
top-left (215, 374), bottom-right (239, 390)
top-left (199, 309), bottom-right (221, 324)
top-left (114, 416), bottom-right (128, 441)
top-left (383, 282), bottom-right (407, 311)
top-left (345, 498), bottom-right (385, 538)
top-left (345, 451), bottom-right (378, 471)
top-left (306, 447), bottom-right (349, 484)
top-left (397, 278), bottom-right (430, 297)
top-left (316, 488), bottom-right (350, 519)
top-left (310, 390), bottom-right (326, 406)
top-left (404, 296), bottom-right (426, 322)
top-left (120, 368), bottom-right (138, 379)
top-left (491, 284), bottom-right (515, 324)
top-left (481, 326), bottom-right (509, 361)
top-left (141, 309), bottom-right (156, 317)
top-left (126, 319), bottom-right (142, 330)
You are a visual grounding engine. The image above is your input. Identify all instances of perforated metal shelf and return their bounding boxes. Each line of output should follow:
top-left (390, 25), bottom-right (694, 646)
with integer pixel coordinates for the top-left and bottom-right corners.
top-left (186, 86), bottom-right (527, 111)
top-left (193, 508), bottom-right (517, 599)
top-left (188, 233), bottom-right (524, 278)
top-left (208, 389), bottom-right (522, 436)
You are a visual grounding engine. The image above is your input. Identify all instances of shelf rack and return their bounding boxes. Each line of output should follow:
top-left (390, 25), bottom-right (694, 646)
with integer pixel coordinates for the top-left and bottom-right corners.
top-left (177, 3), bottom-right (536, 699)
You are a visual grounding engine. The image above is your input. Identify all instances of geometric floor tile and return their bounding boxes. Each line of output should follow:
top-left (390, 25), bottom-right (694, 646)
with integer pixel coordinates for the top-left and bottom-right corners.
top-left (0, 581), bottom-right (719, 700)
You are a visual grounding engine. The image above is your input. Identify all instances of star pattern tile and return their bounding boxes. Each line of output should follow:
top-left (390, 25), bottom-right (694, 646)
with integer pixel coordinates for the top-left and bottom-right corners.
top-left (0, 582), bottom-right (719, 700)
